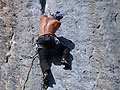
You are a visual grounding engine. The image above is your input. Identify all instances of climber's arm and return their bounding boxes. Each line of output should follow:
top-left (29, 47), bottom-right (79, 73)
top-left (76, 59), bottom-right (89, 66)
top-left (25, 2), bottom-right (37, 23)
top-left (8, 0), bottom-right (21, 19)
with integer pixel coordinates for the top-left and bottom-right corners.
top-left (54, 21), bottom-right (61, 30)
top-left (40, 15), bottom-right (48, 20)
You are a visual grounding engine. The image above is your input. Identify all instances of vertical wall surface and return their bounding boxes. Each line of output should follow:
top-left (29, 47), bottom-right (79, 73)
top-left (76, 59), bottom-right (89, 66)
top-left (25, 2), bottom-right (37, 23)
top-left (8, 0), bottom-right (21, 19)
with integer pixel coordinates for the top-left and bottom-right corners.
top-left (0, 0), bottom-right (120, 90)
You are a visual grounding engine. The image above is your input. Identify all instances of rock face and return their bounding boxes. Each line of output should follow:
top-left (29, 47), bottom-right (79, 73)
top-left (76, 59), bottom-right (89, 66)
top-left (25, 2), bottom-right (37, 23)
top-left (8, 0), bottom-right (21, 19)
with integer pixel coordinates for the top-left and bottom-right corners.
top-left (0, 0), bottom-right (120, 90)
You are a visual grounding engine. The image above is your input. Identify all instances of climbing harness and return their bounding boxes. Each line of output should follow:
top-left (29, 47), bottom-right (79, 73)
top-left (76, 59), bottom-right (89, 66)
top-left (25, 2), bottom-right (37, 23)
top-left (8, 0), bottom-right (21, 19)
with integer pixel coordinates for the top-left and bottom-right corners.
top-left (22, 52), bottom-right (38, 90)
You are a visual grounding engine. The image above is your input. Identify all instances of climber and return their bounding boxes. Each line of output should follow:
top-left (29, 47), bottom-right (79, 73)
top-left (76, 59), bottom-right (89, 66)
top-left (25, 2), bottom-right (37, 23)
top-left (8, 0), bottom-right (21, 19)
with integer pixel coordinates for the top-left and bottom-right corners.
top-left (36, 11), bottom-right (70, 87)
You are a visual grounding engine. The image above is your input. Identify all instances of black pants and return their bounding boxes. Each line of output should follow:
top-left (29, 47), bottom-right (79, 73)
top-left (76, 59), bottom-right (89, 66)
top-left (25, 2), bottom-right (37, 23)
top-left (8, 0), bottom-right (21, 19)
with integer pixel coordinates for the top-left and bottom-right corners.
top-left (37, 34), bottom-right (70, 74)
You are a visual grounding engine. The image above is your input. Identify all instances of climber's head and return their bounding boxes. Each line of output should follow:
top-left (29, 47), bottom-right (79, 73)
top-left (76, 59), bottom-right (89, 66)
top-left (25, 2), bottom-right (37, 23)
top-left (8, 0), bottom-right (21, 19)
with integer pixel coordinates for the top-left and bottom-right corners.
top-left (53, 11), bottom-right (64, 21)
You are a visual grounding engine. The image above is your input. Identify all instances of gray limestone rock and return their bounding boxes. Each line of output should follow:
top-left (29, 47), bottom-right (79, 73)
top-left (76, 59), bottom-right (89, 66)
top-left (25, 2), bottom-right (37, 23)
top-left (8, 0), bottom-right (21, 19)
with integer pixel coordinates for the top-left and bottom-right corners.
top-left (0, 0), bottom-right (120, 90)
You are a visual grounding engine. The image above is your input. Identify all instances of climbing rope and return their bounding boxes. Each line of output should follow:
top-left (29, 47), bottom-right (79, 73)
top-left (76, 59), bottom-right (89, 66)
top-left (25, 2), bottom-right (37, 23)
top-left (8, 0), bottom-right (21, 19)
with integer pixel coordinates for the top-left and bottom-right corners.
top-left (22, 52), bottom-right (38, 90)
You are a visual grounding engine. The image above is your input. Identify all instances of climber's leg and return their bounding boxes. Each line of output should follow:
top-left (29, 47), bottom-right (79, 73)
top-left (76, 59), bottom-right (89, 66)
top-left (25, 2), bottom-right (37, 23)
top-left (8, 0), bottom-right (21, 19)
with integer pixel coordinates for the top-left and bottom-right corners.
top-left (38, 48), bottom-right (51, 74)
top-left (57, 43), bottom-right (70, 65)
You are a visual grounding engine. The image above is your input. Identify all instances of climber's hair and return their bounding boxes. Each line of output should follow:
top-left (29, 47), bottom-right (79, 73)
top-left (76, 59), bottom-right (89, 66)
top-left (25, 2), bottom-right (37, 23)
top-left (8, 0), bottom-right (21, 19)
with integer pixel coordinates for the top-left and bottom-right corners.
top-left (53, 11), bottom-right (64, 21)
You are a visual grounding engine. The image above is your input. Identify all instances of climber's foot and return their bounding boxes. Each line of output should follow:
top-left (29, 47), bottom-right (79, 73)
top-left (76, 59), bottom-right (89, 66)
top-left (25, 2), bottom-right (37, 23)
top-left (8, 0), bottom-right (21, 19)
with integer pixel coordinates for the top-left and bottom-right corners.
top-left (61, 58), bottom-right (70, 66)
top-left (61, 58), bottom-right (71, 70)
top-left (43, 84), bottom-right (48, 89)
top-left (63, 64), bottom-right (71, 70)
top-left (43, 72), bottom-right (49, 89)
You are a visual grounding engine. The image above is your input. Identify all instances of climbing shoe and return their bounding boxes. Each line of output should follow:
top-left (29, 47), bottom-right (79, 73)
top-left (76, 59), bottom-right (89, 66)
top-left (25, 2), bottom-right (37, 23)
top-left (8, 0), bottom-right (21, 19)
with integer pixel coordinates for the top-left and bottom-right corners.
top-left (61, 58), bottom-right (71, 70)
top-left (61, 58), bottom-right (70, 66)
top-left (43, 72), bottom-right (49, 89)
